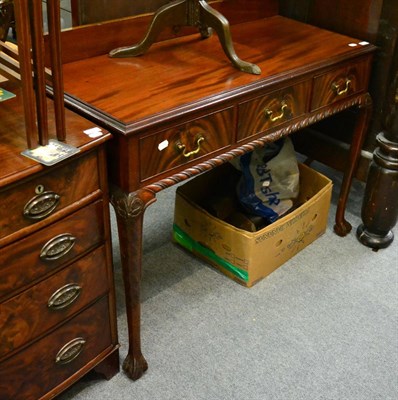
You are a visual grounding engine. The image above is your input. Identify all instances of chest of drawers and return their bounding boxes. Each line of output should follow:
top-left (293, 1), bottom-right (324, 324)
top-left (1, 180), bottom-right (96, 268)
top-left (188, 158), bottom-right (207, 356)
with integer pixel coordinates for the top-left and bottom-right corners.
top-left (0, 82), bottom-right (119, 399)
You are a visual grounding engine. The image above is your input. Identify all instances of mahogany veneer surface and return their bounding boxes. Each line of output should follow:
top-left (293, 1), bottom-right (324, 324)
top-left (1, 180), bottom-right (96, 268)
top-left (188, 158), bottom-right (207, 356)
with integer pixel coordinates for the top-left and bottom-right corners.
top-left (62, 16), bottom-right (374, 131)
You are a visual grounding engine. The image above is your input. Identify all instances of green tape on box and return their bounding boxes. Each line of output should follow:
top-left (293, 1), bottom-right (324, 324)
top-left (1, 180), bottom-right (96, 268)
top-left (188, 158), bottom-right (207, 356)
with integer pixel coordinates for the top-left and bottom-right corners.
top-left (173, 224), bottom-right (249, 282)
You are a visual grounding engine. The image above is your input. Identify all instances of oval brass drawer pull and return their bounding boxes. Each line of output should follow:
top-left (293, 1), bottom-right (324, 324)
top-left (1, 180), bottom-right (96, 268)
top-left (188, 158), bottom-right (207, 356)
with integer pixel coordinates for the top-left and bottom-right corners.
top-left (55, 337), bottom-right (86, 365)
top-left (23, 191), bottom-right (60, 220)
top-left (40, 233), bottom-right (76, 261)
top-left (332, 78), bottom-right (351, 96)
top-left (48, 283), bottom-right (82, 310)
top-left (264, 101), bottom-right (288, 122)
top-left (176, 135), bottom-right (205, 158)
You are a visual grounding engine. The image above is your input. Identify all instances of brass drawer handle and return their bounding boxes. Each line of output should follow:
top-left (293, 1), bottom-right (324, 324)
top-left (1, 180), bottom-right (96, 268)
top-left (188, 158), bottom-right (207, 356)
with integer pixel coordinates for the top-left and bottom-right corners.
top-left (40, 233), bottom-right (76, 261)
top-left (176, 135), bottom-right (205, 158)
top-left (48, 283), bottom-right (82, 310)
top-left (23, 191), bottom-right (60, 220)
top-left (264, 101), bottom-right (288, 122)
top-left (332, 78), bottom-right (351, 96)
top-left (55, 337), bottom-right (86, 365)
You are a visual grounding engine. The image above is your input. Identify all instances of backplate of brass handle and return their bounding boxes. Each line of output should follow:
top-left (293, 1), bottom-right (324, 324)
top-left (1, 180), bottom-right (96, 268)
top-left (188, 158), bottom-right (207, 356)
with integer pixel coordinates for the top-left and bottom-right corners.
top-left (332, 78), bottom-right (351, 96)
top-left (264, 101), bottom-right (288, 122)
top-left (48, 283), bottom-right (82, 310)
top-left (55, 337), bottom-right (86, 365)
top-left (176, 135), bottom-right (205, 158)
top-left (40, 233), bottom-right (76, 261)
top-left (23, 191), bottom-right (60, 220)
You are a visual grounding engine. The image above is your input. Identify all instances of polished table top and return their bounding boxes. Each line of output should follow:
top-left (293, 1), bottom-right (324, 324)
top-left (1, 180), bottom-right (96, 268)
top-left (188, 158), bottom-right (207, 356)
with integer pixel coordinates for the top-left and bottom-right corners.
top-left (61, 16), bottom-right (375, 134)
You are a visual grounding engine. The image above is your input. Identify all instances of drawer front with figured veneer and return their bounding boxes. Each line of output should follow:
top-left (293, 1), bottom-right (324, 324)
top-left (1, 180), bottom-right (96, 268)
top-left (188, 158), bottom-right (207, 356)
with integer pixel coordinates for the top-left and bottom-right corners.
top-left (0, 151), bottom-right (101, 241)
top-left (238, 81), bottom-right (310, 141)
top-left (0, 200), bottom-right (105, 299)
top-left (139, 108), bottom-right (234, 181)
top-left (0, 245), bottom-right (109, 358)
top-left (0, 296), bottom-right (112, 400)
top-left (311, 58), bottom-right (370, 110)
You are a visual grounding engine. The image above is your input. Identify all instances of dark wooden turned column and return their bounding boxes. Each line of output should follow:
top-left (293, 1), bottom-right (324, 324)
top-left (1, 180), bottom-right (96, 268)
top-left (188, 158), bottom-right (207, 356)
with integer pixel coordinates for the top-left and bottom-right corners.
top-left (357, 71), bottom-right (398, 249)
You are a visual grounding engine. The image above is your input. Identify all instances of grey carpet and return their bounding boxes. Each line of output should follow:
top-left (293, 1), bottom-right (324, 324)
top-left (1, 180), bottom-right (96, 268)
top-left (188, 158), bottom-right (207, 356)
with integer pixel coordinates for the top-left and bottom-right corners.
top-left (59, 161), bottom-right (398, 400)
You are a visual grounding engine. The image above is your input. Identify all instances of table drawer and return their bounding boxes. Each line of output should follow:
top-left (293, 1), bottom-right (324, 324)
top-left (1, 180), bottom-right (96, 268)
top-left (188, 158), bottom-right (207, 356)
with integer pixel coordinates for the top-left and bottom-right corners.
top-left (0, 150), bottom-right (100, 241)
top-left (237, 81), bottom-right (310, 141)
top-left (139, 108), bottom-right (234, 181)
top-left (0, 245), bottom-right (109, 358)
top-left (0, 200), bottom-right (105, 299)
top-left (0, 296), bottom-right (112, 400)
top-left (311, 59), bottom-right (369, 110)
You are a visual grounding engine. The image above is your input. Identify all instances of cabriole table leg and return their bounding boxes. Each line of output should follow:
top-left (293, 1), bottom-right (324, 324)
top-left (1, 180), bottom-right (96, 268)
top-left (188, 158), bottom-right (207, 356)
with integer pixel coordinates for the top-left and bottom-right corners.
top-left (334, 93), bottom-right (373, 236)
top-left (110, 186), bottom-right (157, 380)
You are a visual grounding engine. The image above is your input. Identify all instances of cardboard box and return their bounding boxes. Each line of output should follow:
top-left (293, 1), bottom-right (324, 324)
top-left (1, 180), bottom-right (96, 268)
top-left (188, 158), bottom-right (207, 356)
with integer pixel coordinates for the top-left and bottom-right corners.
top-left (173, 162), bottom-right (333, 287)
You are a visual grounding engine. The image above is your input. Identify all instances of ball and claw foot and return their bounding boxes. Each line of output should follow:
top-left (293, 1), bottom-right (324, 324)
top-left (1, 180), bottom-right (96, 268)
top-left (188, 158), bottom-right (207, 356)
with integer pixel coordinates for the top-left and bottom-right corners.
top-left (334, 219), bottom-right (352, 237)
top-left (122, 353), bottom-right (149, 381)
